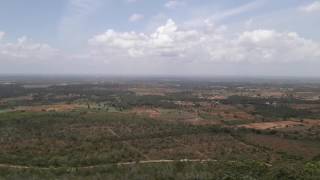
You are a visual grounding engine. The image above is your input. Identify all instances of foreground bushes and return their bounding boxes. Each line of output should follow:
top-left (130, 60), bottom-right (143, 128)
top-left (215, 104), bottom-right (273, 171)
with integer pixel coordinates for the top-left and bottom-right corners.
top-left (0, 160), bottom-right (319, 180)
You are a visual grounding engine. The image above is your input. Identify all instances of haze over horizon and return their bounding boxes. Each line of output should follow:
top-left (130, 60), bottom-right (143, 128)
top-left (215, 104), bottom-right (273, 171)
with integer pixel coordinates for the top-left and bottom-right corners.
top-left (1, 0), bottom-right (320, 76)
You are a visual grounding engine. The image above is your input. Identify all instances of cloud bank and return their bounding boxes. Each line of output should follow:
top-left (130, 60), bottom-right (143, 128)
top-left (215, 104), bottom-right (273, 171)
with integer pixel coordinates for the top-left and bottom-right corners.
top-left (88, 19), bottom-right (320, 64)
top-left (0, 34), bottom-right (58, 61)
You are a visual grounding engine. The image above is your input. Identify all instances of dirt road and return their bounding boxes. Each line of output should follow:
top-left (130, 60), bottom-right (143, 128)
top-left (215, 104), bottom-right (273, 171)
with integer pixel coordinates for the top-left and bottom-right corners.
top-left (0, 159), bottom-right (218, 170)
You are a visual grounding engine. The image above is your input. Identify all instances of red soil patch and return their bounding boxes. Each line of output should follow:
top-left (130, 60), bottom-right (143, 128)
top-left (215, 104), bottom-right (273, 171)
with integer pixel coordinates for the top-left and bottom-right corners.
top-left (205, 105), bottom-right (255, 121)
top-left (303, 119), bottom-right (320, 126)
top-left (132, 108), bottom-right (161, 118)
top-left (239, 121), bottom-right (303, 130)
top-left (16, 104), bottom-right (82, 112)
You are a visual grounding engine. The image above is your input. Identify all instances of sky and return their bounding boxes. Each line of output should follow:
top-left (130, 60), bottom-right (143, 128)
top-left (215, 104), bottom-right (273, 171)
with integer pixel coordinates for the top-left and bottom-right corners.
top-left (0, 0), bottom-right (320, 77)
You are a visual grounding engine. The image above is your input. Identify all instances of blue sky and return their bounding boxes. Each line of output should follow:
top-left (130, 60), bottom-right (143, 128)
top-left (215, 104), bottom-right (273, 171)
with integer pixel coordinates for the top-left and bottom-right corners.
top-left (0, 0), bottom-right (320, 76)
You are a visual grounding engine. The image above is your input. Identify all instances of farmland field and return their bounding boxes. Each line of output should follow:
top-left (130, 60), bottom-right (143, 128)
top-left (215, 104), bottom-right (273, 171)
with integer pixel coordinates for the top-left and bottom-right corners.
top-left (0, 76), bottom-right (320, 179)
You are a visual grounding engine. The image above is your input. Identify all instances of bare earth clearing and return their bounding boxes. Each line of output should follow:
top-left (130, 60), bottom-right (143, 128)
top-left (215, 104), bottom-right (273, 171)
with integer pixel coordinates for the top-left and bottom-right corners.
top-left (238, 121), bottom-right (303, 130)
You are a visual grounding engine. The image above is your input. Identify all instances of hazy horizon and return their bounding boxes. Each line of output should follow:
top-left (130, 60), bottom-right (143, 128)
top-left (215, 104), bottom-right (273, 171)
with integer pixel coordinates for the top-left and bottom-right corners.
top-left (2, 74), bottom-right (320, 85)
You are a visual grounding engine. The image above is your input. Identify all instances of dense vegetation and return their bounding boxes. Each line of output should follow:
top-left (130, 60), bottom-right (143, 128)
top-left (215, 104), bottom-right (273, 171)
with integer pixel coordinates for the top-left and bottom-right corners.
top-left (0, 77), bottom-right (320, 179)
top-left (0, 160), bottom-right (319, 179)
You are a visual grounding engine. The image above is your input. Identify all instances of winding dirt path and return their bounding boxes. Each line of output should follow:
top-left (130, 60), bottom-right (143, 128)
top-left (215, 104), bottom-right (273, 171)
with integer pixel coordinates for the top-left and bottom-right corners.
top-left (0, 158), bottom-right (272, 170)
top-left (0, 159), bottom-right (218, 170)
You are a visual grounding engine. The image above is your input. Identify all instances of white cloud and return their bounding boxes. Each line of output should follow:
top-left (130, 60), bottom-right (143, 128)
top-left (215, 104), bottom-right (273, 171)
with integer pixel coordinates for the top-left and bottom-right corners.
top-left (0, 35), bottom-right (58, 60)
top-left (89, 19), bottom-right (199, 59)
top-left (300, 1), bottom-right (320, 13)
top-left (165, 0), bottom-right (186, 9)
top-left (88, 19), bottom-right (320, 64)
top-left (234, 30), bottom-right (320, 63)
top-left (129, 13), bottom-right (144, 22)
